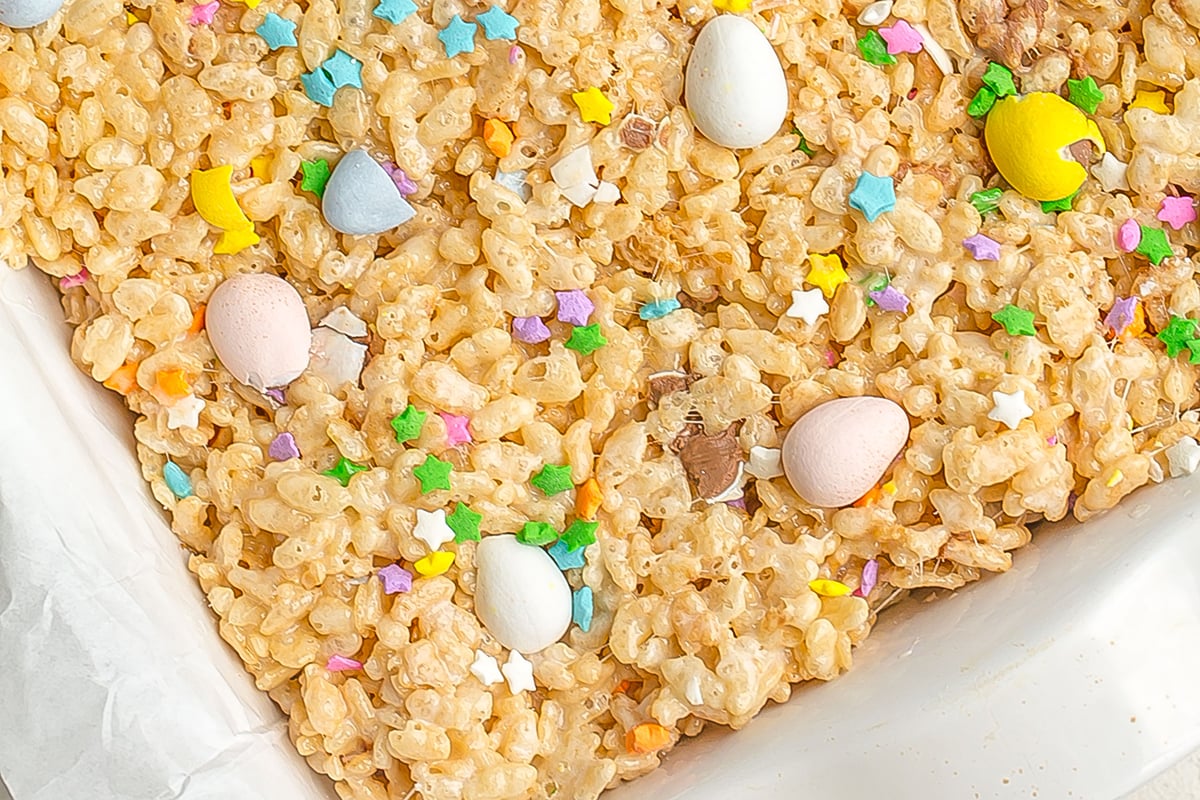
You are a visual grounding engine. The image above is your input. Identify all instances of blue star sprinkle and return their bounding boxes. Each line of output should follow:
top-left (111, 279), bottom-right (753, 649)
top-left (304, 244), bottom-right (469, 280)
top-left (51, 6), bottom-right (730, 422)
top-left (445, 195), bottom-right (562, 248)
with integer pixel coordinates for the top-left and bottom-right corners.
top-left (476, 4), bottom-right (518, 40)
top-left (848, 171), bottom-right (896, 222)
top-left (163, 461), bottom-right (193, 499)
top-left (300, 69), bottom-right (338, 107)
top-left (322, 49), bottom-right (362, 90)
top-left (572, 586), bottom-right (594, 632)
top-left (438, 14), bottom-right (477, 58)
top-left (548, 539), bottom-right (587, 571)
top-left (255, 12), bottom-right (297, 50)
top-left (639, 298), bottom-right (681, 320)
top-left (372, 0), bottom-right (416, 24)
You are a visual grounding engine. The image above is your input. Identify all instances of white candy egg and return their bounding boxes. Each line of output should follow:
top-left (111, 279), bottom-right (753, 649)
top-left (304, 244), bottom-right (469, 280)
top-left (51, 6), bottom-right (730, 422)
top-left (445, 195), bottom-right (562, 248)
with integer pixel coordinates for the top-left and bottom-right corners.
top-left (0, 0), bottom-right (64, 28)
top-left (474, 534), bottom-right (572, 654)
top-left (206, 273), bottom-right (312, 391)
top-left (781, 396), bottom-right (910, 508)
top-left (684, 14), bottom-right (789, 150)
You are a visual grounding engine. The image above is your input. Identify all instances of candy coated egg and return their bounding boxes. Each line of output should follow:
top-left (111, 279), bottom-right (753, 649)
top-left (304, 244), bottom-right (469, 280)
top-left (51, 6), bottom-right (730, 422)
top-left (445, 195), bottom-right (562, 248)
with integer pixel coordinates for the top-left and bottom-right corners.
top-left (984, 92), bottom-right (1106, 202)
top-left (0, 0), bottom-right (64, 28)
top-left (321, 149), bottom-right (416, 235)
top-left (684, 15), bottom-right (788, 149)
top-left (782, 396), bottom-right (910, 507)
top-left (474, 534), bottom-right (573, 654)
top-left (206, 273), bottom-right (312, 391)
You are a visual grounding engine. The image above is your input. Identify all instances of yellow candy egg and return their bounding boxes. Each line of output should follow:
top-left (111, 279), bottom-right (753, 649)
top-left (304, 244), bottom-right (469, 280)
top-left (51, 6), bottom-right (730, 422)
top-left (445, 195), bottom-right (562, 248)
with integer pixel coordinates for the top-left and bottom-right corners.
top-left (983, 92), bottom-right (1106, 202)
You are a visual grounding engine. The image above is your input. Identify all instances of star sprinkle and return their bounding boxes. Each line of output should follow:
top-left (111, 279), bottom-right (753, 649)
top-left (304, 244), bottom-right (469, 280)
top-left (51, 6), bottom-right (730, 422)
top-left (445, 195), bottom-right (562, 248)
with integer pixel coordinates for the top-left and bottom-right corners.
top-left (1136, 225), bottom-right (1173, 265)
top-left (988, 389), bottom-right (1033, 430)
top-left (969, 187), bottom-right (1003, 215)
top-left (1166, 436), bottom-right (1200, 477)
top-left (414, 550), bottom-right (455, 576)
top-left (502, 650), bottom-right (535, 692)
top-left (1104, 296), bottom-right (1138, 337)
top-left (1116, 218), bottom-right (1141, 252)
top-left (440, 412), bottom-right (472, 446)
top-left (980, 62), bottom-right (1016, 97)
top-left (166, 395), bottom-right (205, 430)
top-left (517, 521), bottom-right (559, 546)
top-left (967, 86), bottom-right (997, 118)
top-left (575, 477), bottom-right (603, 520)
top-left (856, 30), bottom-right (897, 66)
top-left (163, 461), bottom-right (193, 499)
top-left (1041, 192), bottom-right (1076, 213)
top-left (381, 162), bottom-right (419, 195)
top-left (1130, 90), bottom-right (1169, 114)
top-left (1158, 195), bottom-right (1196, 230)
top-left (512, 315), bottom-right (551, 344)
top-left (532, 464), bottom-right (573, 496)
top-left (848, 171), bottom-right (896, 222)
top-left (555, 290), bottom-right (594, 326)
top-left (852, 558), bottom-right (879, 598)
top-left (963, 233), bottom-right (1001, 261)
top-left (390, 404), bottom-right (427, 443)
top-left (879, 20), bottom-right (922, 55)
top-left (470, 650), bottom-right (503, 685)
top-left (59, 268), bottom-right (90, 289)
top-left (713, 0), bottom-right (751, 9)
top-left (1156, 315), bottom-right (1198, 358)
top-left (300, 69), bottom-right (338, 107)
top-left (869, 285), bottom-right (910, 313)
top-left (326, 655), bottom-right (363, 672)
top-left (372, 0), bottom-right (415, 24)
top-left (572, 87), bottom-right (615, 125)
top-left (806, 252), bottom-right (849, 298)
top-left (564, 324), bottom-right (607, 356)
top-left (414, 454), bottom-right (453, 493)
top-left (992, 303), bottom-right (1036, 336)
top-left (1067, 76), bottom-right (1104, 114)
top-left (446, 502), bottom-right (482, 542)
top-left (477, 4), bottom-right (519, 40)
top-left (377, 563), bottom-right (413, 594)
top-left (548, 538), bottom-right (587, 570)
top-left (268, 431), bottom-right (300, 461)
top-left (324, 457), bottom-right (369, 486)
top-left (323, 49), bottom-right (363, 89)
top-left (188, 1), bottom-right (218, 25)
top-left (784, 288), bottom-right (829, 324)
top-left (561, 519), bottom-right (598, 551)
top-left (1093, 153), bottom-right (1130, 193)
top-left (265, 386), bottom-right (286, 405)
top-left (438, 14), bottom-right (477, 58)
top-left (572, 586), bottom-right (594, 632)
top-left (300, 159), bottom-right (331, 196)
top-left (414, 508), bottom-right (456, 551)
top-left (640, 298), bottom-right (681, 320)
top-left (809, 579), bottom-right (852, 597)
top-left (255, 12), bottom-right (297, 48)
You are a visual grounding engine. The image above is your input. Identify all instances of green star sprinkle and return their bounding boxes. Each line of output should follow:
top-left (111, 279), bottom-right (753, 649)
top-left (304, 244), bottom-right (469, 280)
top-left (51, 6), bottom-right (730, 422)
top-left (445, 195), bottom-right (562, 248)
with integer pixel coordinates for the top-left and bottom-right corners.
top-left (981, 62), bottom-right (1016, 97)
top-left (1067, 76), bottom-right (1104, 114)
top-left (517, 521), bottom-right (559, 546)
top-left (531, 464), bottom-right (573, 496)
top-left (991, 304), bottom-right (1036, 336)
top-left (863, 274), bottom-right (889, 307)
top-left (1186, 340), bottom-right (1200, 365)
top-left (564, 324), bottom-right (607, 356)
top-left (970, 187), bottom-right (1003, 215)
top-left (413, 454), bottom-right (453, 493)
top-left (790, 127), bottom-right (815, 156)
top-left (323, 457), bottom-right (368, 487)
top-left (561, 519), bottom-right (598, 552)
top-left (1136, 225), bottom-right (1173, 265)
top-left (1040, 190), bottom-right (1078, 213)
top-left (390, 404), bottom-right (427, 443)
top-left (967, 86), bottom-right (997, 118)
top-left (1156, 316), bottom-right (1199, 358)
top-left (300, 159), bottom-right (331, 197)
top-left (446, 502), bottom-right (482, 542)
top-left (857, 30), bottom-right (896, 66)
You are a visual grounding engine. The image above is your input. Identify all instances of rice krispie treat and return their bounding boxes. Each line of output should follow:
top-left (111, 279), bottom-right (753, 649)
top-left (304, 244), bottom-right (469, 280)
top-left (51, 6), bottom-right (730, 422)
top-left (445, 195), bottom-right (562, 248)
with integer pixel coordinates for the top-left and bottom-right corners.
top-left (5, 0), bottom-right (1200, 797)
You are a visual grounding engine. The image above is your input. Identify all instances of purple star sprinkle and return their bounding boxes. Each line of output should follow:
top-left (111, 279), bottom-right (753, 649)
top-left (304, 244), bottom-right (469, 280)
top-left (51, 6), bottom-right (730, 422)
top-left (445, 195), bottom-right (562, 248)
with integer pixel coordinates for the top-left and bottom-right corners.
top-left (265, 386), bottom-right (286, 405)
top-left (725, 497), bottom-right (747, 511)
top-left (869, 284), bottom-right (910, 313)
top-left (512, 315), bottom-right (551, 343)
top-left (377, 563), bottom-right (412, 594)
top-left (1104, 296), bottom-right (1138, 336)
top-left (853, 558), bottom-right (879, 597)
top-left (963, 233), bottom-right (1001, 261)
top-left (381, 161), bottom-right (419, 196)
top-left (326, 654), bottom-right (363, 671)
top-left (268, 431), bottom-right (301, 461)
top-left (555, 290), bottom-right (595, 326)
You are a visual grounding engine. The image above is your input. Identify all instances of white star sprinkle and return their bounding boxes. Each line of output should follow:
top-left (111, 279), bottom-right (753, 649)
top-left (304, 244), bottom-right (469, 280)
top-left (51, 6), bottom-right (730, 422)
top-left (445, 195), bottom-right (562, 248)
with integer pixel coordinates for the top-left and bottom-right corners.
top-left (1166, 436), bottom-right (1200, 477)
top-left (166, 395), bottom-right (205, 430)
top-left (1092, 152), bottom-right (1130, 193)
top-left (746, 446), bottom-right (784, 479)
top-left (469, 649), bottom-right (503, 686)
top-left (413, 508), bottom-right (455, 551)
top-left (988, 389), bottom-right (1033, 430)
top-left (785, 288), bottom-right (829, 324)
top-left (501, 649), bottom-right (535, 694)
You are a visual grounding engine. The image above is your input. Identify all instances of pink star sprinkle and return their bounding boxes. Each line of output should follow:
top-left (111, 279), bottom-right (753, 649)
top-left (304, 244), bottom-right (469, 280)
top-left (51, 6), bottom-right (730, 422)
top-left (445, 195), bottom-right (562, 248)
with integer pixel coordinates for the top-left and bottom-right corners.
top-left (879, 20), bottom-right (923, 55)
top-left (59, 268), bottom-right (90, 289)
top-left (1047, 434), bottom-right (1058, 446)
top-left (439, 412), bottom-right (472, 446)
top-left (508, 44), bottom-right (521, 64)
top-left (377, 563), bottom-right (412, 594)
top-left (1157, 195), bottom-right (1196, 231)
top-left (188, 1), bottom-right (218, 26)
top-left (326, 654), bottom-right (363, 672)
top-left (852, 559), bottom-right (879, 598)
top-left (1116, 218), bottom-right (1142, 252)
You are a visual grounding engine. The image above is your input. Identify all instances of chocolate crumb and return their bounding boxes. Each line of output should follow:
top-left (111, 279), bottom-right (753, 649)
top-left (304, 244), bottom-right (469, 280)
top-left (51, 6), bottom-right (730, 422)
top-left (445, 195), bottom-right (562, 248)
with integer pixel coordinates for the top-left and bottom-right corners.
top-left (674, 424), bottom-right (743, 500)
top-left (648, 370), bottom-right (693, 406)
top-left (1067, 140), bottom-right (1097, 166)
top-left (620, 115), bottom-right (658, 151)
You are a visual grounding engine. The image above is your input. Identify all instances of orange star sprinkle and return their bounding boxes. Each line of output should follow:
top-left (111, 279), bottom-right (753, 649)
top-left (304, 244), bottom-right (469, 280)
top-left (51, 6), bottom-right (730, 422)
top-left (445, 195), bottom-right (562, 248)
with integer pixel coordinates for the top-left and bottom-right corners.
top-left (483, 119), bottom-right (514, 158)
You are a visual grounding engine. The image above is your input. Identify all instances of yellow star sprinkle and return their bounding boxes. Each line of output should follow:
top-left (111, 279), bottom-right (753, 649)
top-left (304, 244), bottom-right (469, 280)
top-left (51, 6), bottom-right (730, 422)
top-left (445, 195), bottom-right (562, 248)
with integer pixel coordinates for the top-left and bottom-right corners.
top-left (1129, 90), bottom-right (1169, 114)
top-left (1105, 469), bottom-right (1124, 488)
top-left (713, 0), bottom-right (752, 9)
top-left (414, 550), bottom-right (456, 577)
top-left (809, 579), bottom-right (852, 597)
top-left (572, 87), bottom-right (614, 125)
top-left (227, 0), bottom-right (263, 7)
top-left (806, 253), bottom-right (849, 298)
top-left (125, 10), bottom-right (137, 24)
